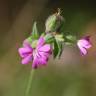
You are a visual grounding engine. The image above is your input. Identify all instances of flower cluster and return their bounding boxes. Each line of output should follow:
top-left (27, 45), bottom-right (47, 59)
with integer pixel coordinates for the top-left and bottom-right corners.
top-left (18, 9), bottom-right (92, 69)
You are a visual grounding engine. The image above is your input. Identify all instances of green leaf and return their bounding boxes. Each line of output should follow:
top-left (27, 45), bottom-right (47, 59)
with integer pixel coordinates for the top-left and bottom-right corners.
top-left (44, 33), bottom-right (54, 43)
top-left (66, 35), bottom-right (76, 42)
top-left (31, 22), bottom-right (39, 39)
top-left (53, 39), bottom-right (63, 59)
top-left (57, 42), bottom-right (63, 58)
top-left (53, 39), bottom-right (59, 58)
top-left (26, 36), bottom-right (33, 43)
top-left (55, 34), bottom-right (64, 42)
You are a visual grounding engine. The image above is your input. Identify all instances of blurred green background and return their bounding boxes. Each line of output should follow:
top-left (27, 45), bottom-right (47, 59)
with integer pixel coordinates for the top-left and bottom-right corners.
top-left (0, 0), bottom-right (96, 96)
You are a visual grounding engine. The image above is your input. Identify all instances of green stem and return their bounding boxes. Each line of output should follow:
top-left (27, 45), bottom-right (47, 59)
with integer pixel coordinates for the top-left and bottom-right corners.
top-left (25, 69), bottom-right (35, 96)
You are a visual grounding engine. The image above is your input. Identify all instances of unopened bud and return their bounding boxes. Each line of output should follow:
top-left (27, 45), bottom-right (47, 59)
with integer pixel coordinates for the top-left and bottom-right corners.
top-left (45, 8), bottom-right (64, 33)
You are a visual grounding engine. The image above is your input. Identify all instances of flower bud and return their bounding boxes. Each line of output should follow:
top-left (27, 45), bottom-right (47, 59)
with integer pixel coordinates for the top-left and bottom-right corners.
top-left (45, 9), bottom-right (64, 33)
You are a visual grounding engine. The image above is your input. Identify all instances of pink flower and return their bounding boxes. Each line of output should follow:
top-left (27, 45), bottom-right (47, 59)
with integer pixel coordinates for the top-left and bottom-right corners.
top-left (18, 37), bottom-right (52, 69)
top-left (77, 36), bottom-right (92, 56)
top-left (32, 37), bottom-right (52, 68)
top-left (18, 41), bottom-right (33, 64)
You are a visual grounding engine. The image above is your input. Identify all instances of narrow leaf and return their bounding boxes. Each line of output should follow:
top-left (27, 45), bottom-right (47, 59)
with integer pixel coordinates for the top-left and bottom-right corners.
top-left (53, 39), bottom-right (59, 58)
top-left (53, 38), bottom-right (63, 58)
top-left (31, 22), bottom-right (39, 39)
top-left (57, 42), bottom-right (63, 58)
top-left (66, 35), bottom-right (76, 42)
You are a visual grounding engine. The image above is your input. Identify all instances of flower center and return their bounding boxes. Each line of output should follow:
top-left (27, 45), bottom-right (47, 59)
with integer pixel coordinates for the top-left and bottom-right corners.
top-left (33, 49), bottom-right (36, 57)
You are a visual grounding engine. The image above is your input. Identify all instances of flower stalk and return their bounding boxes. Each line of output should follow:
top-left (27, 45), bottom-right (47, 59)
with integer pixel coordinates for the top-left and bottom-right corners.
top-left (25, 69), bottom-right (35, 96)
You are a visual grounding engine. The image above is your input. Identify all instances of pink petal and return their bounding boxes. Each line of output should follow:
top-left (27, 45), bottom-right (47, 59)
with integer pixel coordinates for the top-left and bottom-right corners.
top-left (18, 47), bottom-right (32, 58)
top-left (77, 40), bottom-right (88, 56)
top-left (85, 44), bottom-right (91, 49)
top-left (37, 37), bottom-right (45, 48)
top-left (32, 57), bottom-right (47, 68)
top-left (77, 42), bottom-right (87, 55)
top-left (23, 40), bottom-right (33, 50)
top-left (32, 58), bottom-right (39, 68)
top-left (39, 44), bottom-right (51, 52)
top-left (79, 46), bottom-right (87, 55)
top-left (22, 54), bottom-right (32, 64)
top-left (23, 39), bottom-right (29, 47)
top-left (39, 58), bottom-right (47, 65)
top-left (81, 39), bottom-right (91, 48)
top-left (32, 51), bottom-right (49, 68)
top-left (39, 51), bottom-right (50, 59)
